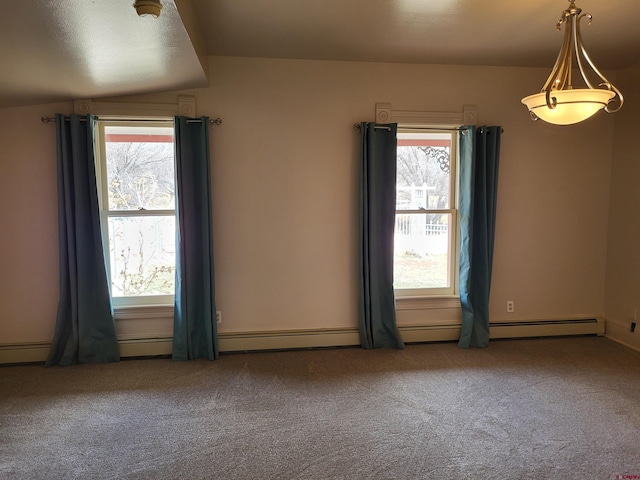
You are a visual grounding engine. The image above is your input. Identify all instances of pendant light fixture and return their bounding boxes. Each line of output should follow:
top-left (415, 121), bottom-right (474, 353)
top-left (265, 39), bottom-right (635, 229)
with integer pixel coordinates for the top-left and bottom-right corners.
top-left (133, 0), bottom-right (163, 18)
top-left (521, 1), bottom-right (623, 125)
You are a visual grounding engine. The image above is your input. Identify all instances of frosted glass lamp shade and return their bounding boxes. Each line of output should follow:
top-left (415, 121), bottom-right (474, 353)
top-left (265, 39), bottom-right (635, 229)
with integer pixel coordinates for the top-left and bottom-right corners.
top-left (521, 89), bottom-right (616, 125)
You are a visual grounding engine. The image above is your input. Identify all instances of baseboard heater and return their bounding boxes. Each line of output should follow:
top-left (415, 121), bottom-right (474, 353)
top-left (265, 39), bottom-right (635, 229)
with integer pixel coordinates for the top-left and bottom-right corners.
top-left (0, 318), bottom-right (604, 364)
top-left (489, 317), bottom-right (604, 339)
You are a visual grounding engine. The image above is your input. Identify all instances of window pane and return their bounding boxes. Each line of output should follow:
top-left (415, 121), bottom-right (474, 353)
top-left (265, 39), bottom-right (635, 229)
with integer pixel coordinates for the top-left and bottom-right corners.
top-left (394, 213), bottom-right (451, 289)
top-left (108, 216), bottom-right (175, 297)
top-left (104, 126), bottom-right (175, 210)
top-left (396, 142), bottom-right (451, 210)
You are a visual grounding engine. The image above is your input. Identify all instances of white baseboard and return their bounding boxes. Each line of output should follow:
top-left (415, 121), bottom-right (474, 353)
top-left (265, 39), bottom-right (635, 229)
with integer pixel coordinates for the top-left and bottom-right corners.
top-left (219, 328), bottom-right (360, 352)
top-left (399, 317), bottom-right (604, 344)
top-left (604, 317), bottom-right (640, 353)
top-left (118, 335), bottom-right (173, 357)
top-left (0, 342), bottom-right (51, 365)
top-left (0, 330), bottom-right (362, 364)
top-left (0, 317), bottom-right (608, 364)
top-left (490, 317), bottom-right (604, 339)
top-left (401, 324), bottom-right (461, 343)
top-left (0, 336), bottom-right (176, 365)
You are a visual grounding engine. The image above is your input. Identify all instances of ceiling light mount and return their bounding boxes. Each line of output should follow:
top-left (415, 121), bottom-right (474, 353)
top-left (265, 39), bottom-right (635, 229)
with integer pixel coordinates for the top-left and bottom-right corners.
top-left (134, 0), bottom-right (162, 18)
top-left (521, 1), bottom-right (623, 125)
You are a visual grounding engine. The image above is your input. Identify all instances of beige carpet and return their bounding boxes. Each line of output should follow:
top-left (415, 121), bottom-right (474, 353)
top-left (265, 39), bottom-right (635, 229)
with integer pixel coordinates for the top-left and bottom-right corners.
top-left (1, 336), bottom-right (639, 479)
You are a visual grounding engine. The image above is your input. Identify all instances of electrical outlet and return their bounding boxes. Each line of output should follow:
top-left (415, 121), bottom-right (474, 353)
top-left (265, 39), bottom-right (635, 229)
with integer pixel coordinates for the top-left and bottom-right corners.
top-left (216, 311), bottom-right (222, 324)
top-left (506, 301), bottom-right (515, 313)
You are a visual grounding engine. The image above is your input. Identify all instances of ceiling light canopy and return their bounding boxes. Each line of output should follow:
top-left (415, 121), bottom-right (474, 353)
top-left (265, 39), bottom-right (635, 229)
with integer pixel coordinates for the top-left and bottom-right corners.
top-left (521, 1), bottom-right (623, 126)
top-left (133, 0), bottom-right (162, 18)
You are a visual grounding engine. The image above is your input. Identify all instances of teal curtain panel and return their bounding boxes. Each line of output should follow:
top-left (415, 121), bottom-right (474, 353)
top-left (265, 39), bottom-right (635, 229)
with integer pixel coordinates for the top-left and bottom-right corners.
top-left (358, 122), bottom-right (404, 350)
top-left (172, 116), bottom-right (218, 360)
top-left (458, 126), bottom-right (502, 348)
top-left (46, 114), bottom-right (119, 366)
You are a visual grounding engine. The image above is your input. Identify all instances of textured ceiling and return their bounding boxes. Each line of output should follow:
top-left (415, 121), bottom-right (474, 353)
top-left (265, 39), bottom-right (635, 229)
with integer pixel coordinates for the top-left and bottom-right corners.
top-left (1, 0), bottom-right (639, 109)
top-left (0, 0), bottom-right (207, 108)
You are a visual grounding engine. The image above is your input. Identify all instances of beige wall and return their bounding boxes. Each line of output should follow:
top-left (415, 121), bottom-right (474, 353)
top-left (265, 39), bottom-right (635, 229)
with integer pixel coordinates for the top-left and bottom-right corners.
top-left (604, 62), bottom-right (640, 350)
top-left (0, 57), bottom-right (617, 345)
top-left (0, 102), bottom-right (70, 343)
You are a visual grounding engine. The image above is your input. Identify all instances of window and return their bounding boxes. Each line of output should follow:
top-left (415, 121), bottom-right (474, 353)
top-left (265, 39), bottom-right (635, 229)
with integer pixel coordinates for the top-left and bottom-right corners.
top-left (94, 120), bottom-right (176, 307)
top-left (394, 130), bottom-right (458, 296)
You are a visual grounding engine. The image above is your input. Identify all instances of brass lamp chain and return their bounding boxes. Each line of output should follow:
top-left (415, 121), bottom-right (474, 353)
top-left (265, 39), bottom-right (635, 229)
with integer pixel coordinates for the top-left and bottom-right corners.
top-left (540, 1), bottom-right (623, 113)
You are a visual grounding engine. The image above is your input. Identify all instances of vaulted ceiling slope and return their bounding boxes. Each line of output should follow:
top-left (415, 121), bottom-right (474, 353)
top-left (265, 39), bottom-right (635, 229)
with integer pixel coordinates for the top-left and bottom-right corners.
top-left (0, 0), bottom-right (207, 109)
top-left (2, 0), bottom-right (639, 109)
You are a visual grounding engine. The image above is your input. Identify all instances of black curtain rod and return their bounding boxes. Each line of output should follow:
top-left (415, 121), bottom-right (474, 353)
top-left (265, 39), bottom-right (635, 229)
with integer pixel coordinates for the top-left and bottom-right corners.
top-left (352, 123), bottom-right (503, 134)
top-left (353, 123), bottom-right (469, 132)
top-left (41, 116), bottom-right (85, 123)
top-left (41, 116), bottom-right (223, 126)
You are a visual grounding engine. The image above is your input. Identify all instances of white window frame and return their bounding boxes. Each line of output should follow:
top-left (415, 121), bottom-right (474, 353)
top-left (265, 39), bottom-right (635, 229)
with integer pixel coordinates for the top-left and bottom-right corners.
top-left (94, 118), bottom-right (176, 308)
top-left (394, 127), bottom-right (460, 298)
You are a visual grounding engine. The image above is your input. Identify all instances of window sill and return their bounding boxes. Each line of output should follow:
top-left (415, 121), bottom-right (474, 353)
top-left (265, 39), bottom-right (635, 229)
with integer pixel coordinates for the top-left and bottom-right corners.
top-left (395, 295), bottom-right (460, 311)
